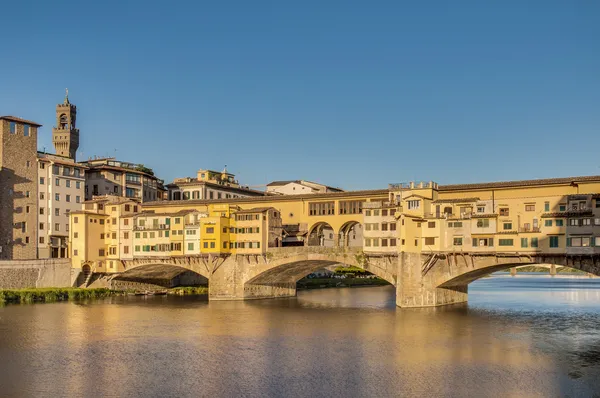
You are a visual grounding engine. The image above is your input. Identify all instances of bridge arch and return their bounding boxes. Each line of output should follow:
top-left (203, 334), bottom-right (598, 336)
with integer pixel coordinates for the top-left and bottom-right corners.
top-left (240, 249), bottom-right (397, 300)
top-left (338, 221), bottom-right (363, 247)
top-left (114, 263), bottom-right (210, 289)
top-left (307, 222), bottom-right (335, 247)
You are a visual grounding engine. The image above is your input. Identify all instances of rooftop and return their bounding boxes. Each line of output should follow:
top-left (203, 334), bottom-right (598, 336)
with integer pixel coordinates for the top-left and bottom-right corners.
top-left (234, 207), bottom-right (275, 214)
top-left (0, 116), bottom-right (42, 127)
top-left (439, 176), bottom-right (600, 191)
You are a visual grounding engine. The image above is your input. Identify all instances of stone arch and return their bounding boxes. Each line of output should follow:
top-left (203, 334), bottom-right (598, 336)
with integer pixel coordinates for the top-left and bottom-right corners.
top-left (115, 263), bottom-right (210, 288)
top-left (241, 251), bottom-right (397, 300)
top-left (337, 221), bottom-right (363, 247)
top-left (307, 222), bottom-right (335, 247)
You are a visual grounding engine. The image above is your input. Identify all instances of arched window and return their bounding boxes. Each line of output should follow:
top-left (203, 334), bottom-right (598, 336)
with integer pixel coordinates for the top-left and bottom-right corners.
top-left (59, 114), bottom-right (68, 129)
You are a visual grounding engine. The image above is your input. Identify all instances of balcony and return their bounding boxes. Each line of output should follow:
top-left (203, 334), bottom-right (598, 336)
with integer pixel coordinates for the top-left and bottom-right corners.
top-left (134, 224), bottom-right (169, 231)
top-left (519, 227), bottom-right (541, 233)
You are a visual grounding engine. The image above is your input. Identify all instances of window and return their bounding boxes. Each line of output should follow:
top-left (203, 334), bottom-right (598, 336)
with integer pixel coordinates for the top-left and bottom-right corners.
top-left (521, 238), bottom-right (528, 248)
top-left (24, 124), bottom-right (30, 136)
top-left (381, 239), bottom-right (388, 247)
top-left (40, 207), bottom-right (44, 215)
top-left (365, 238), bottom-right (371, 247)
top-left (55, 223), bottom-right (60, 231)
top-left (549, 236), bottom-right (559, 248)
top-left (559, 204), bottom-right (566, 211)
top-left (165, 231), bottom-right (170, 237)
top-left (9, 122), bottom-right (16, 134)
top-left (40, 192), bottom-right (44, 200)
top-left (188, 243), bottom-right (194, 251)
top-left (39, 177), bottom-right (44, 185)
top-left (66, 180), bottom-right (71, 188)
top-left (428, 221), bottom-right (435, 228)
top-left (66, 194), bottom-right (71, 202)
top-left (39, 223), bottom-right (44, 230)
top-left (531, 237), bottom-right (538, 248)
top-left (555, 219), bottom-right (564, 226)
top-left (210, 242), bottom-right (215, 249)
top-left (135, 246), bottom-right (140, 252)
top-left (338, 200), bottom-right (363, 215)
top-left (124, 232), bottom-right (129, 239)
top-left (407, 200), bottom-right (420, 210)
top-left (525, 204), bottom-right (535, 211)
top-left (453, 237), bottom-right (463, 246)
top-left (203, 242), bottom-right (208, 248)
top-left (499, 239), bottom-right (513, 246)
top-left (390, 239), bottom-right (397, 246)
top-left (570, 219), bottom-right (578, 226)
top-left (55, 178), bottom-right (60, 186)
top-left (55, 208), bottom-right (60, 216)
top-left (308, 202), bottom-right (335, 216)
top-left (112, 218), bottom-right (117, 225)
top-left (544, 202), bottom-right (550, 212)
top-left (373, 210), bottom-right (380, 216)
top-left (55, 193), bottom-right (60, 201)
top-left (175, 218), bottom-right (181, 224)
top-left (499, 208), bottom-right (509, 216)
top-left (74, 216), bottom-right (78, 224)
top-left (545, 220), bottom-right (552, 227)
top-left (503, 223), bottom-right (512, 230)
top-left (365, 210), bottom-right (371, 216)
top-left (124, 246), bottom-right (129, 254)
top-left (206, 227), bottom-right (214, 234)
top-left (424, 237), bottom-right (435, 245)
top-left (595, 237), bottom-right (600, 247)
top-left (583, 218), bottom-right (591, 226)
top-left (477, 206), bottom-right (485, 213)
top-left (476, 219), bottom-right (490, 228)
top-left (381, 223), bottom-right (388, 231)
top-left (390, 222), bottom-right (396, 231)
top-left (39, 237), bottom-right (44, 244)
top-left (74, 232), bottom-right (78, 238)
top-left (123, 219), bottom-right (129, 226)
top-left (99, 249), bottom-right (105, 257)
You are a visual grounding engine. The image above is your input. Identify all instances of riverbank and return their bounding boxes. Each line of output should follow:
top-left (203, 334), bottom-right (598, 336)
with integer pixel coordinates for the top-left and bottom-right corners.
top-left (0, 286), bottom-right (209, 305)
top-left (297, 277), bottom-right (389, 290)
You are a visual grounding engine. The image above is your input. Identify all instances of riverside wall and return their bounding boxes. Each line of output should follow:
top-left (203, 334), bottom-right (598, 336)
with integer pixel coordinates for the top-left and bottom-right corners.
top-left (0, 259), bottom-right (72, 289)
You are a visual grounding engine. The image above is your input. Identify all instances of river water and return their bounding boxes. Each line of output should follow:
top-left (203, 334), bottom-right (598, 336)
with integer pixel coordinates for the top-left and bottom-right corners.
top-left (1, 275), bottom-right (600, 397)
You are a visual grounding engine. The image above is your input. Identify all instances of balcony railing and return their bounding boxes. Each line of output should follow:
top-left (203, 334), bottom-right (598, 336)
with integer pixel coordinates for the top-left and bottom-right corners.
top-left (134, 224), bottom-right (169, 231)
top-left (518, 227), bottom-right (540, 233)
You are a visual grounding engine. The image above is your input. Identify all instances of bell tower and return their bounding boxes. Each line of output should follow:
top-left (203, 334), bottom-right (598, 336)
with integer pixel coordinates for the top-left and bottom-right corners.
top-left (52, 89), bottom-right (79, 160)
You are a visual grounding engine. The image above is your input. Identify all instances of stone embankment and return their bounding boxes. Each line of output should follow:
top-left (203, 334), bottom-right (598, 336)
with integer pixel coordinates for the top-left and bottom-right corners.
top-left (0, 259), bottom-right (72, 289)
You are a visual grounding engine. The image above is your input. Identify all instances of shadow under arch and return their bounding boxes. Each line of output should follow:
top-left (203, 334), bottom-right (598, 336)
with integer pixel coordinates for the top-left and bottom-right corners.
top-left (438, 261), bottom-right (600, 288)
top-left (114, 263), bottom-right (209, 288)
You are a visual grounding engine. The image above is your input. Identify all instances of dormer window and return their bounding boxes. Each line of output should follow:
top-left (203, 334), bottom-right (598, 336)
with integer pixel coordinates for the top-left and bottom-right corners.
top-left (407, 200), bottom-right (420, 210)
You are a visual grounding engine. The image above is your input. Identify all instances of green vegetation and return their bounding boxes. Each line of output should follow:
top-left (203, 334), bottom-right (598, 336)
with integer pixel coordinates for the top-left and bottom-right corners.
top-left (0, 288), bottom-right (119, 304)
top-left (134, 164), bottom-right (155, 176)
top-left (297, 277), bottom-right (389, 290)
top-left (166, 286), bottom-right (209, 295)
top-left (334, 266), bottom-right (371, 275)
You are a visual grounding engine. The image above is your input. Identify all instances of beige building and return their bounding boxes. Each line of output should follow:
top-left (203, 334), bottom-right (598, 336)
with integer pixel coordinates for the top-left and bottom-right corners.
top-left (362, 201), bottom-right (397, 253)
top-left (80, 158), bottom-right (165, 202)
top-left (0, 116), bottom-right (41, 259)
top-left (167, 167), bottom-right (265, 200)
top-left (37, 152), bottom-right (86, 258)
top-left (233, 207), bottom-right (283, 253)
top-left (266, 180), bottom-right (343, 195)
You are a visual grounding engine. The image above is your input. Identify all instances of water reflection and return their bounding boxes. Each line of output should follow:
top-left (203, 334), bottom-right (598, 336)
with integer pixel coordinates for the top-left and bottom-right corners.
top-left (0, 276), bottom-right (599, 397)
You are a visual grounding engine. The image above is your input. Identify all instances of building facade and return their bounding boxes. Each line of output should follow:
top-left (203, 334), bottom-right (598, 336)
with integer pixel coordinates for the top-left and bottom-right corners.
top-left (79, 158), bottom-right (165, 202)
top-left (37, 152), bottom-right (86, 258)
top-left (0, 116), bottom-right (41, 259)
top-left (167, 168), bottom-right (265, 201)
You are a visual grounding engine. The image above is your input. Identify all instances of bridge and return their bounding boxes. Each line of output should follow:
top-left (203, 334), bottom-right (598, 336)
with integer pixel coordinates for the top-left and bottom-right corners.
top-left (116, 247), bottom-right (600, 307)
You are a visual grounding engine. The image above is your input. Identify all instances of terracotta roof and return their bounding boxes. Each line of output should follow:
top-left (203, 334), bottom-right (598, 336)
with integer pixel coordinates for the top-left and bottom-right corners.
top-left (166, 180), bottom-right (267, 196)
top-left (234, 207), bottom-right (274, 214)
top-left (134, 209), bottom-right (198, 218)
top-left (540, 210), bottom-right (593, 218)
top-left (439, 176), bottom-right (600, 191)
top-left (471, 213), bottom-right (498, 218)
top-left (0, 116), bottom-right (42, 127)
top-left (144, 188), bottom-right (389, 207)
top-left (432, 197), bottom-right (480, 204)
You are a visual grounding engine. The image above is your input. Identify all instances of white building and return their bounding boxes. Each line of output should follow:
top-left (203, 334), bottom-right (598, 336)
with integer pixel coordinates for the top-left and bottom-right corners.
top-left (266, 180), bottom-right (343, 195)
top-left (37, 152), bottom-right (86, 258)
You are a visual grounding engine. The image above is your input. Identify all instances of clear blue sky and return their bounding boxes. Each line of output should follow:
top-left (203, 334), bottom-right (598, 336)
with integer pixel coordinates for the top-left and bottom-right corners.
top-left (2, 0), bottom-right (599, 190)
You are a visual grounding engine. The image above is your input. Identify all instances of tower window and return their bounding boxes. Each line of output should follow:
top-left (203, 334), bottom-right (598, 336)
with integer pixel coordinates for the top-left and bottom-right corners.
top-left (23, 125), bottom-right (30, 136)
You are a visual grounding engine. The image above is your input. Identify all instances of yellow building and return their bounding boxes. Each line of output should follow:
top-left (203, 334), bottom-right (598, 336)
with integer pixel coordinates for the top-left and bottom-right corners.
top-left (232, 207), bottom-right (283, 254)
top-left (69, 196), bottom-right (140, 274)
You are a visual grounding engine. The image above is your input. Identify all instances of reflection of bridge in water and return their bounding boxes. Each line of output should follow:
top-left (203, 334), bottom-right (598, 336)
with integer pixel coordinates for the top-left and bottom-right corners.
top-left (115, 246), bottom-right (600, 307)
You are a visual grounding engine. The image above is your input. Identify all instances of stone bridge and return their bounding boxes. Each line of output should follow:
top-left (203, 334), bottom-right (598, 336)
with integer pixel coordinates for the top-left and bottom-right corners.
top-left (119, 248), bottom-right (600, 307)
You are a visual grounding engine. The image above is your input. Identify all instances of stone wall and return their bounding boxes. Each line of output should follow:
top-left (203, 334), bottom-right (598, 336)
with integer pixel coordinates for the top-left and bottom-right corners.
top-left (0, 259), bottom-right (71, 289)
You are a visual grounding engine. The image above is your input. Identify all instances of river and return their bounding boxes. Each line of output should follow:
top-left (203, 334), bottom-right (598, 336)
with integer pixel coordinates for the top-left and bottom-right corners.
top-left (1, 275), bottom-right (599, 397)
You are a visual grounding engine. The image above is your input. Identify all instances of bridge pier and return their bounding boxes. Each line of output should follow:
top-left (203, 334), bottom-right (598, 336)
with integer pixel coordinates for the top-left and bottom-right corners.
top-left (396, 252), bottom-right (468, 308)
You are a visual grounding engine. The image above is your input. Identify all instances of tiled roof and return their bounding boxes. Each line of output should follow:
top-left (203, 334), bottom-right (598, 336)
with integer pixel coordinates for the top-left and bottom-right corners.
top-left (144, 189), bottom-right (389, 207)
top-left (471, 213), bottom-right (498, 218)
top-left (432, 197), bottom-right (480, 204)
top-left (267, 180), bottom-right (300, 186)
top-left (134, 209), bottom-right (198, 218)
top-left (439, 176), bottom-right (600, 191)
top-left (234, 207), bottom-right (274, 214)
top-left (0, 115), bottom-right (42, 127)
top-left (166, 180), bottom-right (267, 196)
top-left (540, 210), bottom-right (593, 218)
